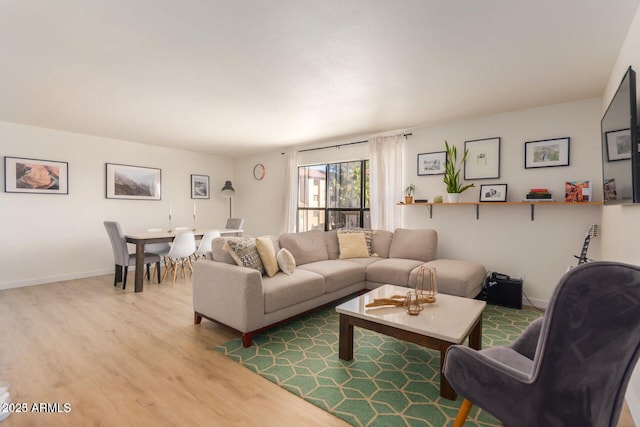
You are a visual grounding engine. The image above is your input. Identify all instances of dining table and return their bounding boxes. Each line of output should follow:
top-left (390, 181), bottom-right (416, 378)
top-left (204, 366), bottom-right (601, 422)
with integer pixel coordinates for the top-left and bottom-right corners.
top-left (125, 228), bottom-right (243, 292)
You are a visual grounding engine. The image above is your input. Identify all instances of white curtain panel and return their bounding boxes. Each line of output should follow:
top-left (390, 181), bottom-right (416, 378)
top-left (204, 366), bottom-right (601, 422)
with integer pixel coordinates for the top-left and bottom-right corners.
top-left (370, 134), bottom-right (404, 231)
top-left (280, 147), bottom-right (299, 233)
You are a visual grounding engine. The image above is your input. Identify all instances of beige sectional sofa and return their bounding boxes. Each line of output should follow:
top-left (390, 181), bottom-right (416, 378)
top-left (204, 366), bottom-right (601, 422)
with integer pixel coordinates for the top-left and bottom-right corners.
top-left (193, 228), bottom-right (486, 347)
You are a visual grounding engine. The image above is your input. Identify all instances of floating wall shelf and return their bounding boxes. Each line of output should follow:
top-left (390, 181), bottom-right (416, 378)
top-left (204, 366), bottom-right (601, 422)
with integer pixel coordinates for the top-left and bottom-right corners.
top-left (399, 201), bottom-right (603, 221)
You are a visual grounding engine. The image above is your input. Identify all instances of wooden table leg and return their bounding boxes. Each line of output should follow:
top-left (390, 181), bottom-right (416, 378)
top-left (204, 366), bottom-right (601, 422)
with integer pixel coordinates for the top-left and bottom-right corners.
top-left (469, 317), bottom-right (482, 350)
top-left (440, 341), bottom-right (456, 400)
top-left (338, 314), bottom-right (354, 360)
top-left (134, 240), bottom-right (145, 293)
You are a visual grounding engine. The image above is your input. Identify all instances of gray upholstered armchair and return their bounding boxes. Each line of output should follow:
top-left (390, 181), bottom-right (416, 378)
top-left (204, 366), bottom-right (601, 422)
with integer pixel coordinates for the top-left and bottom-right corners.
top-left (444, 261), bottom-right (640, 427)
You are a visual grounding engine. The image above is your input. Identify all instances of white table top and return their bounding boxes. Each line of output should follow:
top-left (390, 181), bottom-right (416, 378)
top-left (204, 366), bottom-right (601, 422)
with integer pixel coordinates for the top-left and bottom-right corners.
top-left (336, 284), bottom-right (486, 344)
top-left (125, 228), bottom-right (243, 239)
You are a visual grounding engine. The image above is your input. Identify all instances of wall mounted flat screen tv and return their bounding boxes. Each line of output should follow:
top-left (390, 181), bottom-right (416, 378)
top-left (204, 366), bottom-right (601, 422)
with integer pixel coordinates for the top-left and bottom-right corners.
top-left (601, 66), bottom-right (639, 204)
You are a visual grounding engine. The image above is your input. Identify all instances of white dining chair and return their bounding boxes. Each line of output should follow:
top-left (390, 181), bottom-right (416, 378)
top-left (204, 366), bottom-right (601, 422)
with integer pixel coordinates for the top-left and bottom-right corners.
top-left (161, 231), bottom-right (196, 286)
top-left (195, 230), bottom-right (221, 260)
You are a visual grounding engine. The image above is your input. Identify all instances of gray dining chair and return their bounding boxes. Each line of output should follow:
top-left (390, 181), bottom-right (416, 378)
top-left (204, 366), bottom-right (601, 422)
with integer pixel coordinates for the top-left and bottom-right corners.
top-left (103, 221), bottom-right (162, 289)
top-left (225, 218), bottom-right (244, 236)
top-left (443, 261), bottom-right (640, 427)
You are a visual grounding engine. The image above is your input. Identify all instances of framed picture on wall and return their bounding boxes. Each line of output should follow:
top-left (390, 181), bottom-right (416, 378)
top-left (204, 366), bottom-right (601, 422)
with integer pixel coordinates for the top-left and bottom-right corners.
top-left (191, 174), bottom-right (210, 199)
top-left (479, 184), bottom-right (508, 202)
top-left (524, 137), bottom-right (570, 168)
top-left (605, 129), bottom-right (631, 161)
top-left (4, 156), bottom-right (69, 194)
top-left (417, 151), bottom-right (447, 175)
top-left (106, 163), bottom-right (161, 200)
top-left (464, 137), bottom-right (500, 179)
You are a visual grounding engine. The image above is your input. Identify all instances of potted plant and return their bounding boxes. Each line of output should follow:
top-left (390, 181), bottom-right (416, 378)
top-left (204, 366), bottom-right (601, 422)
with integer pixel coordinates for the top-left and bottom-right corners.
top-left (404, 183), bottom-right (416, 204)
top-left (443, 141), bottom-right (475, 202)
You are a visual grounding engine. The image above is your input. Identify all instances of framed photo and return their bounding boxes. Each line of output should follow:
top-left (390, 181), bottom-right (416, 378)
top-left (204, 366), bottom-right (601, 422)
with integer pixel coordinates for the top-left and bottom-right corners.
top-left (191, 174), bottom-right (210, 199)
top-left (4, 156), bottom-right (69, 194)
top-left (106, 163), bottom-right (161, 200)
top-left (479, 184), bottom-right (508, 202)
top-left (524, 137), bottom-right (570, 168)
top-left (464, 137), bottom-right (500, 179)
top-left (417, 151), bottom-right (447, 175)
top-left (605, 129), bottom-right (631, 161)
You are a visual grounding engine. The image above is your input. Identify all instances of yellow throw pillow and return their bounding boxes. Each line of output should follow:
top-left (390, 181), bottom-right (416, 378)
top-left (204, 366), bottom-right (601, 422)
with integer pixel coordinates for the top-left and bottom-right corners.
top-left (337, 232), bottom-right (369, 259)
top-left (256, 236), bottom-right (279, 277)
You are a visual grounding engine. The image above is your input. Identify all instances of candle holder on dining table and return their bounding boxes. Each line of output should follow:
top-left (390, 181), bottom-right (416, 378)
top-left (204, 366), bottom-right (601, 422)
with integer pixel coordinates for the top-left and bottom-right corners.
top-left (192, 214), bottom-right (196, 232)
top-left (168, 215), bottom-right (173, 233)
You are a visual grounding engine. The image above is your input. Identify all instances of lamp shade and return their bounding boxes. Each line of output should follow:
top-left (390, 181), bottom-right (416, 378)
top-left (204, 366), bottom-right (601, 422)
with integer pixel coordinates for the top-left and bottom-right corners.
top-left (221, 180), bottom-right (235, 197)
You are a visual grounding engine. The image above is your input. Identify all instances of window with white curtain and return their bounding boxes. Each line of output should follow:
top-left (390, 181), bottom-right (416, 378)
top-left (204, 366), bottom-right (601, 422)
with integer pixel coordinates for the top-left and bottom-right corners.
top-left (297, 160), bottom-right (370, 232)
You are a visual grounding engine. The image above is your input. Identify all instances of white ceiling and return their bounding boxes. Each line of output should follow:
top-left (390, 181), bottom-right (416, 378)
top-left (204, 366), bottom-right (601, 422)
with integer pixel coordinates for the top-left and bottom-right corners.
top-left (0, 1), bottom-right (638, 157)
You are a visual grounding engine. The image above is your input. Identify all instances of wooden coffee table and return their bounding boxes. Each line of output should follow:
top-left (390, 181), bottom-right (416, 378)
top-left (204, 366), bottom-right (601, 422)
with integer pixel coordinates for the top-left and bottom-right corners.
top-left (336, 284), bottom-right (486, 400)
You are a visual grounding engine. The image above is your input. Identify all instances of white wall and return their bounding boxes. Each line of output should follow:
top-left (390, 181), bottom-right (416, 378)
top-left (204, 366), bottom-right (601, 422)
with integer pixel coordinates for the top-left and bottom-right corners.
top-left (402, 98), bottom-right (603, 305)
top-left (602, 3), bottom-right (640, 423)
top-left (0, 120), bottom-right (234, 289)
top-left (238, 98), bottom-right (603, 307)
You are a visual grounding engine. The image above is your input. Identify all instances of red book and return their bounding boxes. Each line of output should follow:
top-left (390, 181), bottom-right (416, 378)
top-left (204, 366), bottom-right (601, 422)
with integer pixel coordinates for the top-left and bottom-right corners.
top-left (529, 188), bottom-right (549, 193)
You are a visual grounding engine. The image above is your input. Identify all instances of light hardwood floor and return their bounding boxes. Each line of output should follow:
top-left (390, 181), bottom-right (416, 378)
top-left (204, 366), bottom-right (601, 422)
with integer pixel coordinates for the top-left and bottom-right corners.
top-left (0, 274), bottom-right (635, 427)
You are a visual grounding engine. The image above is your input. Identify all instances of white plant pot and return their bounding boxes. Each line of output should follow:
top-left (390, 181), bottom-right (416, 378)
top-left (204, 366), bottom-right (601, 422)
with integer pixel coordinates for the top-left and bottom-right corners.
top-left (447, 193), bottom-right (461, 203)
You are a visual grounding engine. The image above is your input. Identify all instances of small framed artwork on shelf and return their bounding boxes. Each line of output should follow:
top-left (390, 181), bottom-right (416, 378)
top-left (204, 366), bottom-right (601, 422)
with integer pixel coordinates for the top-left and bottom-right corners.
top-left (565, 180), bottom-right (592, 202)
top-left (106, 163), bottom-right (161, 200)
top-left (605, 129), bottom-right (631, 161)
top-left (191, 174), bottom-right (210, 199)
top-left (479, 184), bottom-right (508, 202)
top-left (417, 151), bottom-right (447, 175)
top-left (524, 137), bottom-right (570, 168)
top-left (464, 137), bottom-right (500, 179)
top-left (4, 156), bottom-right (69, 194)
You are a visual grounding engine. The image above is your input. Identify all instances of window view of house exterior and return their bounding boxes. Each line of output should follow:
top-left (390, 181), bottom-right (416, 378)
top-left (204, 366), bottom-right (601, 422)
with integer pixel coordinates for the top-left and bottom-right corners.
top-left (298, 160), bottom-right (369, 232)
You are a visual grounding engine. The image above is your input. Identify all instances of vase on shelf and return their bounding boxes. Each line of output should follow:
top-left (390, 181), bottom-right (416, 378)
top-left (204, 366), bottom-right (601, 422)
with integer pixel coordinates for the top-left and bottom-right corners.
top-left (405, 196), bottom-right (413, 204)
top-left (447, 193), bottom-right (460, 203)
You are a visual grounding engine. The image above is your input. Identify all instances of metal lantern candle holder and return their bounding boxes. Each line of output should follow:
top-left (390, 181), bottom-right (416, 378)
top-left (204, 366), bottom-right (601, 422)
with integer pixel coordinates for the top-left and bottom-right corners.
top-left (405, 291), bottom-right (423, 315)
top-left (417, 266), bottom-right (437, 303)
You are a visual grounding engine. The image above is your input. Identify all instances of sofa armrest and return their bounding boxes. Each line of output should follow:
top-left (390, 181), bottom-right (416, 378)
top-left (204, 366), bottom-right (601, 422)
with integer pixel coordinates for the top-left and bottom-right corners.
top-left (193, 260), bottom-right (265, 333)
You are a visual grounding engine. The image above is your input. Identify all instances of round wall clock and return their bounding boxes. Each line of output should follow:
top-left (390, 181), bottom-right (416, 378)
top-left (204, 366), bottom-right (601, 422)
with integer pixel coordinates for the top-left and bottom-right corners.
top-left (253, 163), bottom-right (266, 180)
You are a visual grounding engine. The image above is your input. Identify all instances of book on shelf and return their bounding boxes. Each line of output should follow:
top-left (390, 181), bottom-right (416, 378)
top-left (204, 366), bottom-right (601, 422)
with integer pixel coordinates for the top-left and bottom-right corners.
top-left (523, 198), bottom-right (554, 202)
top-left (565, 180), bottom-right (592, 202)
top-left (526, 193), bottom-right (552, 199)
top-left (529, 188), bottom-right (549, 193)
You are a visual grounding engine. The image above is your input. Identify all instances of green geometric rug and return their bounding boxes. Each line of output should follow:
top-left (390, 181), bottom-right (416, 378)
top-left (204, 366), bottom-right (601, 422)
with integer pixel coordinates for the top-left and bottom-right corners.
top-left (215, 303), bottom-right (542, 427)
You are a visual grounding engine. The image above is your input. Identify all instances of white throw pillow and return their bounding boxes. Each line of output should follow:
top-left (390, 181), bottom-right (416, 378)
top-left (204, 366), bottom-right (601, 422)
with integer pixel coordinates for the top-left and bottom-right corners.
top-left (276, 248), bottom-right (296, 275)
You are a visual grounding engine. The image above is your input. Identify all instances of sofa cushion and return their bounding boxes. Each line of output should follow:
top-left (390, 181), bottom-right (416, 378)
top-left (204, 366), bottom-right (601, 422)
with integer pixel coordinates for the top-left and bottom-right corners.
top-left (343, 257), bottom-right (385, 268)
top-left (298, 260), bottom-right (366, 293)
top-left (371, 230), bottom-right (393, 258)
top-left (224, 237), bottom-right (265, 274)
top-left (338, 232), bottom-right (369, 259)
top-left (263, 269), bottom-right (325, 313)
top-left (389, 228), bottom-right (437, 262)
top-left (211, 237), bottom-right (236, 265)
top-left (277, 248), bottom-right (296, 275)
top-left (256, 236), bottom-right (280, 277)
top-left (422, 259), bottom-right (486, 298)
top-left (279, 230), bottom-right (329, 265)
top-left (365, 258), bottom-right (425, 287)
top-left (325, 229), bottom-right (340, 260)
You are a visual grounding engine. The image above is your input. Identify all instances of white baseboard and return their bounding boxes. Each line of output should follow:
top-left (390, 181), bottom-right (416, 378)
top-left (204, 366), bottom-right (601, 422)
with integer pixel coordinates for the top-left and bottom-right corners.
top-left (0, 269), bottom-right (113, 290)
top-left (627, 383), bottom-right (640, 426)
top-left (522, 295), bottom-right (548, 310)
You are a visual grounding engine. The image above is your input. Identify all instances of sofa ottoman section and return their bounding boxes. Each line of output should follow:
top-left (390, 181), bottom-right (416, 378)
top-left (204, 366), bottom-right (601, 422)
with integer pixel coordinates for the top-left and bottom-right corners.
top-left (298, 260), bottom-right (366, 293)
top-left (422, 259), bottom-right (486, 298)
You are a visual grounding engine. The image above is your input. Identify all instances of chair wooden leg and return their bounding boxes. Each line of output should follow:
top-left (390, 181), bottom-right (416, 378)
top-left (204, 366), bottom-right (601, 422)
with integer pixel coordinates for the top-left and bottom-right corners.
top-left (172, 263), bottom-right (178, 287)
top-left (453, 399), bottom-right (473, 427)
top-left (161, 259), bottom-right (172, 282)
top-left (146, 263), bottom-right (151, 280)
top-left (114, 265), bottom-right (121, 286)
top-left (123, 266), bottom-right (128, 290)
top-left (155, 261), bottom-right (161, 284)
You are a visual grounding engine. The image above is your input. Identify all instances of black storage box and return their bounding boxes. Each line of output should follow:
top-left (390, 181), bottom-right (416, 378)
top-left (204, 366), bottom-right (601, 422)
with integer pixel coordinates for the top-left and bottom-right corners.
top-left (484, 277), bottom-right (523, 309)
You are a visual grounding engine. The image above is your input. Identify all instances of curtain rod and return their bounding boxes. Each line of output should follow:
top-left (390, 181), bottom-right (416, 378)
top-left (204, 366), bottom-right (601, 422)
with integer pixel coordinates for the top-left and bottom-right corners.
top-left (296, 133), bottom-right (412, 153)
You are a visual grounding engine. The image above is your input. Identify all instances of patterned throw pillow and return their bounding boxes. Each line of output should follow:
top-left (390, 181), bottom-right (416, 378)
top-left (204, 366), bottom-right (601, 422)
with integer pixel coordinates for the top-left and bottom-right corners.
top-left (338, 228), bottom-right (377, 256)
top-left (224, 237), bottom-right (265, 274)
top-left (276, 248), bottom-right (296, 275)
